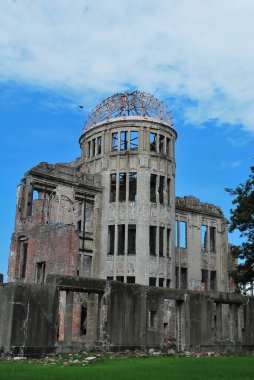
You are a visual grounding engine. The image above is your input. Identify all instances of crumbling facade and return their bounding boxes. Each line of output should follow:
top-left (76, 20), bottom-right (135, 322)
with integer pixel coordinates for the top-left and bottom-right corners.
top-left (2, 91), bottom-right (244, 355)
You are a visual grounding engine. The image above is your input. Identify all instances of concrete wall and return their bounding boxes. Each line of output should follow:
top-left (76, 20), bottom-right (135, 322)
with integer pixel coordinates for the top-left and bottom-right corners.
top-left (1, 276), bottom-right (253, 356)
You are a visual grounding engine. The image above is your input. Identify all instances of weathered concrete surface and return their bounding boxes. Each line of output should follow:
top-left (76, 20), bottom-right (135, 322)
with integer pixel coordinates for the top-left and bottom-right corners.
top-left (1, 276), bottom-right (253, 356)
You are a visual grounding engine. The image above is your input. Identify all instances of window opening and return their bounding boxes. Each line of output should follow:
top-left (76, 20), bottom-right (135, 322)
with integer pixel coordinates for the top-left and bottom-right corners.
top-left (92, 138), bottom-right (96, 157)
top-left (108, 225), bottom-right (115, 255)
top-left (210, 271), bottom-right (217, 291)
top-left (201, 225), bottom-right (208, 252)
top-left (149, 277), bottom-right (156, 286)
top-left (166, 279), bottom-right (171, 288)
top-left (36, 261), bottom-right (46, 284)
top-left (77, 220), bottom-right (82, 232)
top-left (159, 278), bottom-right (164, 287)
top-left (128, 224), bottom-right (136, 254)
top-left (116, 276), bottom-right (124, 283)
top-left (150, 133), bottom-right (156, 152)
top-left (149, 310), bottom-right (157, 327)
top-left (130, 131), bottom-right (139, 150)
top-left (210, 227), bottom-right (216, 252)
top-left (107, 276), bottom-right (113, 280)
top-left (129, 172), bottom-right (137, 201)
top-left (181, 268), bottom-right (188, 289)
top-left (175, 267), bottom-right (179, 289)
top-left (149, 226), bottom-right (156, 255)
top-left (159, 227), bottom-right (164, 257)
top-left (20, 240), bottom-right (28, 279)
top-left (180, 221), bottom-right (187, 248)
top-left (159, 135), bottom-right (164, 153)
top-left (120, 131), bottom-right (128, 151)
top-left (159, 176), bottom-right (164, 204)
top-left (80, 304), bottom-right (87, 335)
top-left (201, 269), bottom-right (208, 291)
top-left (166, 137), bottom-right (170, 156)
top-left (167, 178), bottom-right (171, 205)
top-left (88, 141), bottom-right (91, 158)
top-left (119, 173), bottom-right (126, 202)
top-left (112, 132), bottom-right (118, 151)
top-left (127, 276), bottom-right (135, 283)
top-left (118, 224), bottom-right (125, 255)
top-left (97, 136), bottom-right (102, 155)
top-left (175, 221), bottom-right (179, 247)
top-left (110, 174), bottom-right (116, 202)
top-left (150, 174), bottom-right (157, 202)
top-left (167, 228), bottom-right (171, 257)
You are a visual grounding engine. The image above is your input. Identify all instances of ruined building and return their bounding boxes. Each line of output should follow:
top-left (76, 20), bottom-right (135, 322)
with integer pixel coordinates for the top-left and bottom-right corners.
top-left (2, 91), bottom-right (252, 356)
top-left (8, 91), bottom-right (231, 292)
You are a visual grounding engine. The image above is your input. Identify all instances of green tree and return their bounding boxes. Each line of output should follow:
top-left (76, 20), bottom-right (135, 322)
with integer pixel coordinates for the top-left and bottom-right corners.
top-left (226, 166), bottom-right (254, 292)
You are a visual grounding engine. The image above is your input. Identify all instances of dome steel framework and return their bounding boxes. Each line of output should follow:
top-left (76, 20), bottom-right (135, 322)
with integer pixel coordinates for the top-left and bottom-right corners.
top-left (84, 91), bottom-right (173, 130)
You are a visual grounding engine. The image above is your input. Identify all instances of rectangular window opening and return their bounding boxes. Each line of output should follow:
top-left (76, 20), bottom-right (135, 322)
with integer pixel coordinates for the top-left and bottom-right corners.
top-left (150, 133), bottom-right (156, 152)
top-left (107, 276), bottom-right (113, 281)
top-left (108, 225), bottom-right (115, 255)
top-left (118, 224), bottom-right (125, 255)
top-left (150, 174), bottom-right (157, 203)
top-left (166, 137), bottom-right (170, 157)
top-left (201, 269), bottom-right (208, 291)
top-left (87, 141), bottom-right (91, 158)
top-left (112, 132), bottom-right (118, 151)
top-left (201, 225), bottom-right (208, 252)
top-left (97, 136), bottom-right (102, 155)
top-left (128, 224), bottom-right (136, 255)
top-left (129, 172), bottom-right (137, 201)
top-left (210, 227), bottom-right (216, 252)
top-left (167, 228), bottom-right (171, 257)
top-left (159, 134), bottom-right (164, 153)
top-left (20, 240), bottom-right (28, 279)
top-left (116, 276), bottom-right (124, 283)
top-left (92, 138), bottom-right (96, 157)
top-left (159, 176), bottom-right (164, 204)
top-left (166, 279), bottom-right (171, 288)
top-left (149, 310), bottom-right (157, 327)
top-left (159, 278), bottom-right (164, 287)
top-left (180, 221), bottom-right (187, 248)
top-left (36, 261), bottom-right (46, 284)
top-left (210, 271), bottom-right (217, 291)
top-left (126, 276), bottom-right (135, 284)
top-left (120, 131), bottom-right (128, 151)
top-left (149, 277), bottom-right (156, 287)
top-left (159, 227), bottom-right (164, 257)
top-left (130, 131), bottom-right (139, 150)
top-left (181, 267), bottom-right (188, 289)
top-left (149, 226), bottom-right (156, 256)
top-left (119, 173), bottom-right (126, 202)
top-left (167, 178), bottom-right (171, 205)
top-left (110, 174), bottom-right (116, 202)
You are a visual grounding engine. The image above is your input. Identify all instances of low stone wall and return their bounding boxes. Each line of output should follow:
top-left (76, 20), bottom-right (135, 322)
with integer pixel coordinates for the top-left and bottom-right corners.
top-left (0, 276), bottom-right (254, 356)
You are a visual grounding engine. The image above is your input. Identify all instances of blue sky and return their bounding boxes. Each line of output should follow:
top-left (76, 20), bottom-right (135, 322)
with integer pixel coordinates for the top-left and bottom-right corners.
top-left (0, 0), bottom-right (253, 279)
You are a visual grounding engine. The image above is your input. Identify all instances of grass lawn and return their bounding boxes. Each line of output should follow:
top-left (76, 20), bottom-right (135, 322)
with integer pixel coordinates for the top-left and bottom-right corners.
top-left (0, 356), bottom-right (254, 380)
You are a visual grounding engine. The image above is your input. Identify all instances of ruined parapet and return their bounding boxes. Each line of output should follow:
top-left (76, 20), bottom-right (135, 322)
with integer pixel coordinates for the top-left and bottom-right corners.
top-left (176, 196), bottom-right (224, 218)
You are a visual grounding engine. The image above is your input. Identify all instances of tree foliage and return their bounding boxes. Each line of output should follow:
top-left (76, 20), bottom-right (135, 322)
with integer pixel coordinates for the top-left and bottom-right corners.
top-left (225, 166), bottom-right (254, 289)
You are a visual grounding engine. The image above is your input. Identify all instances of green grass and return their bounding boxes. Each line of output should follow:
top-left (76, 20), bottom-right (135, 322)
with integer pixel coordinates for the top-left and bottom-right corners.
top-left (0, 356), bottom-right (254, 380)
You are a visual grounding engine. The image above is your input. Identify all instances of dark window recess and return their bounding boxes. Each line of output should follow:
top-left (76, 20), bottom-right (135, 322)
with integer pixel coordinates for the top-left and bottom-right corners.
top-left (119, 172), bottom-right (126, 202)
top-left (159, 278), bottom-right (164, 287)
top-left (97, 136), bottom-right (102, 155)
top-left (180, 221), bottom-right (187, 248)
top-left (128, 225), bottom-right (136, 254)
top-left (149, 277), bottom-right (156, 286)
top-left (167, 228), bottom-right (171, 257)
top-left (88, 141), bottom-right (91, 158)
top-left (118, 224), bottom-right (125, 254)
top-left (175, 267), bottom-right (179, 289)
top-left (26, 189), bottom-right (33, 217)
top-left (159, 176), bottom-right (164, 204)
top-left (129, 172), bottom-right (137, 201)
top-left (108, 225), bottom-right (115, 255)
top-left (77, 220), bottom-right (82, 232)
top-left (36, 261), bottom-right (46, 284)
top-left (110, 174), bottom-right (116, 202)
top-left (149, 226), bottom-right (156, 255)
top-left (175, 221), bottom-right (179, 247)
top-left (201, 225), bottom-right (208, 252)
top-left (159, 134), bottom-right (164, 153)
top-left (150, 133), bottom-right (156, 152)
top-left (120, 131), bottom-right (128, 151)
top-left (167, 178), bottom-right (171, 205)
top-left (181, 268), bottom-right (188, 289)
top-left (166, 279), bottom-right (171, 288)
top-left (20, 241), bottom-right (28, 278)
top-left (201, 269), bottom-right (208, 290)
top-left (149, 310), bottom-right (157, 327)
top-left (107, 276), bottom-right (113, 280)
top-left (166, 137), bottom-right (170, 156)
top-left (127, 276), bottom-right (135, 284)
top-left (112, 132), bottom-right (118, 151)
top-left (210, 227), bottom-right (216, 252)
top-left (159, 227), bottom-right (164, 257)
top-left (80, 304), bottom-right (87, 335)
top-left (150, 174), bottom-right (157, 202)
top-left (210, 271), bottom-right (217, 291)
top-left (116, 276), bottom-right (124, 283)
top-left (130, 131), bottom-right (139, 150)
top-left (92, 138), bottom-right (96, 157)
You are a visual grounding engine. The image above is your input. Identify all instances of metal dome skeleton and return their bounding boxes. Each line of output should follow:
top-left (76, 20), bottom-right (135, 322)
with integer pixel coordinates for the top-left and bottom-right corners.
top-left (83, 91), bottom-right (173, 130)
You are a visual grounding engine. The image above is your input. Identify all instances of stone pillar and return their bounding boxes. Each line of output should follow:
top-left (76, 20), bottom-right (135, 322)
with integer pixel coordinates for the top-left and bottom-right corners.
top-left (64, 291), bottom-right (74, 344)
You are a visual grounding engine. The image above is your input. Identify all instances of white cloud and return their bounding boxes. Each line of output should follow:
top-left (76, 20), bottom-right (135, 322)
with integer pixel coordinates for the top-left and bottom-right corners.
top-left (0, 0), bottom-right (254, 132)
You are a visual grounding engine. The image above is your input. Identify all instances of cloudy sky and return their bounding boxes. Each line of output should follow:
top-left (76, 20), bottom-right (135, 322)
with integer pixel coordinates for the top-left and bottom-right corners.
top-left (0, 0), bottom-right (253, 279)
